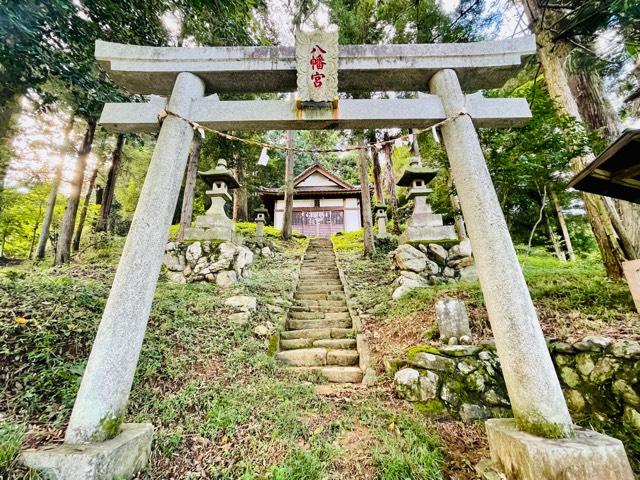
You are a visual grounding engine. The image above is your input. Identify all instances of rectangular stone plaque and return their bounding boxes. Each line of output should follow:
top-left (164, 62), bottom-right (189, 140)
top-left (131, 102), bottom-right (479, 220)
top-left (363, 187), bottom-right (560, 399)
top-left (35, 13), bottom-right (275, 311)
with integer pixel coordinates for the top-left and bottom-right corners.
top-left (622, 259), bottom-right (640, 313)
top-left (296, 30), bottom-right (338, 104)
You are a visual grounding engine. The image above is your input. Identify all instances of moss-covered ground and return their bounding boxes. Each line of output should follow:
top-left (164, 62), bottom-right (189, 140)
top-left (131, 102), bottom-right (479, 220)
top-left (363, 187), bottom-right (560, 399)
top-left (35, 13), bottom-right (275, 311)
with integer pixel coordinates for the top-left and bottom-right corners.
top-left (0, 230), bottom-right (445, 480)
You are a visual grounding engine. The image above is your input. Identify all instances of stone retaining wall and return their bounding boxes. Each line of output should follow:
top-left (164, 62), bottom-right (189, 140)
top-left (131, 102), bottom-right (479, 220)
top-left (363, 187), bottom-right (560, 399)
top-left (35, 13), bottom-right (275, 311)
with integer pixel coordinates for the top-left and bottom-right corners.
top-left (391, 336), bottom-right (640, 439)
top-left (162, 239), bottom-right (273, 286)
top-left (388, 241), bottom-right (477, 299)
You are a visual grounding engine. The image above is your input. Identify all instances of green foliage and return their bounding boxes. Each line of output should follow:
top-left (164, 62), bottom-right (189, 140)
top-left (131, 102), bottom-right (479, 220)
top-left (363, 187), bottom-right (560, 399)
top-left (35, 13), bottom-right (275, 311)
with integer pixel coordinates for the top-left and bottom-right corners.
top-left (332, 229), bottom-right (364, 252)
top-left (235, 222), bottom-right (281, 239)
top-left (360, 402), bottom-right (443, 480)
top-left (0, 423), bottom-right (26, 476)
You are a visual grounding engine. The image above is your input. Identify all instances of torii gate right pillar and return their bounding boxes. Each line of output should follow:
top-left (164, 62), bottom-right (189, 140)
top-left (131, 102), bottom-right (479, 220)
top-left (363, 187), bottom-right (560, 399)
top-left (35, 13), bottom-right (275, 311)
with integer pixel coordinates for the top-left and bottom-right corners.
top-left (431, 69), bottom-right (634, 480)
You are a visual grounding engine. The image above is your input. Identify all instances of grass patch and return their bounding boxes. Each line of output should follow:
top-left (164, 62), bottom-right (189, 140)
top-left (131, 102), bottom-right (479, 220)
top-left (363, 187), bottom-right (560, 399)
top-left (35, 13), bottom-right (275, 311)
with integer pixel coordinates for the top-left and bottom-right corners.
top-left (0, 423), bottom-right (26, 476)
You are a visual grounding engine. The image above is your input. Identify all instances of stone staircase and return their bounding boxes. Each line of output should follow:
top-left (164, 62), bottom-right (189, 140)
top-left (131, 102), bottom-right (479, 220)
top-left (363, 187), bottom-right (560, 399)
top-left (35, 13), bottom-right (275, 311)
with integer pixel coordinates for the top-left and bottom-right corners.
top-left (276, 238), bottom-right (363, 383)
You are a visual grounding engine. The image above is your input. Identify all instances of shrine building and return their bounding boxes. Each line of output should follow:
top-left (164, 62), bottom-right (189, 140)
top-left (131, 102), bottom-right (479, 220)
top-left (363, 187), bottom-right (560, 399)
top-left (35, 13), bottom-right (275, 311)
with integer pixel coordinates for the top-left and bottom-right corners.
top-left (258, 163), bottom-right (365, 237)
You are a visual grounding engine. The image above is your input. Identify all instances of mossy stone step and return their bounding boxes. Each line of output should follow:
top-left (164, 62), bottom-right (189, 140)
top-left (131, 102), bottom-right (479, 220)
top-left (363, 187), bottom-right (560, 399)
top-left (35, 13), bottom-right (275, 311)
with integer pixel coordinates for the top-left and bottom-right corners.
top-left (290, 305), bottom-right (349, 313)
top-left (280, 338), bottom-right (315, 350)
top-left (295, 293), bottom-right (346, 301)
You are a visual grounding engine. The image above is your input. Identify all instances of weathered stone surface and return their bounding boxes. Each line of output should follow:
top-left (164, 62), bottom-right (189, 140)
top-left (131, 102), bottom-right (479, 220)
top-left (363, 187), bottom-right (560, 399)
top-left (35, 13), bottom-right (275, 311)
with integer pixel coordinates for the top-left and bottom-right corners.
top-left (428, 243), bottom-right (448, 264)
top-left (441, 380), bottom-right (462, 407)
top-left (210, 242), bottom-right (237, 272)
top-left (319, 366), bottom-right (363, 383)
top-left (623, 406), bottom-right (640, 430)
top-left (460, 403), bottom-right (489, 422)
top-left (392, 285), bottom-right (415, 300)
top-left (392, 244), bottom-right (427, 272)
top-left (234, 246), bottom-right (254, 275)
top-left (466, 370), bottom-right (486, 392)
top-left (276, 348), bottom-right (326, 367)
top-left (486, 418), bottom-right (634, 480)
top-left (228, 311), bottom-right (250, 326)
top-left (438, 345), bottom-right (480, 357)
top-left (216, 270), bottom-right (237, 287)
top-left (327, 349), bottom-right (359, 366)
top-left (613, 379), bottom-right (640, 407)
top-left (253, 324), bottom-right (270, 337)
top-left (313, 338), bottom-right (357, 349)
top-left (590, 356), bottom-right (619, 384)
top-left (565, 389), bottom-right (586, 412)
top-left (419, 370), bottom-right (440, 401)
top-left (225, 295), bottom-right (257, 312)
top-left (448, 256), bottom-right (474, 270)
top-left (21, 423), bottom-right (153, 480)
top-left (163, 251), bottom-right (186, 271)
top-left (458, 265), bottom-right (478, 282)
top-left (573, 335), bottom-right (611, 352)
top-left (575, 353), bottom-right (595, 378)
top-left (409, 352), bottom-right (455, 372)
top-left (394, 368), bottom-right (421, 401)
top-left (185, 241), bottom-right (203, 264)
top-left (610, 340), bottom-right (640, 359)
top-left (435, 298), bottom-right (471, 341)
top-left (261, 246), bottom-right (273, 256)
top-left (559, 367), bottom-right (581, 388)
top-left (165, 271), bottom-right (186, 284)
top-left (449, 238), bottom-right (472, 259)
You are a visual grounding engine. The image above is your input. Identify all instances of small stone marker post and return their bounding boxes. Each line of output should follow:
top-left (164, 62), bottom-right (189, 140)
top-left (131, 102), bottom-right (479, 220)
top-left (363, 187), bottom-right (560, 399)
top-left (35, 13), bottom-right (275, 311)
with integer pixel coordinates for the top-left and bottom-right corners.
top-left (255, 205), bottom-right (268, 238)
top-left (435, 298), bottom-right (471, 343)
top-left (374, 204), bottom-right (389, 239)
top-left (622, 259), bottom-right (640, 313)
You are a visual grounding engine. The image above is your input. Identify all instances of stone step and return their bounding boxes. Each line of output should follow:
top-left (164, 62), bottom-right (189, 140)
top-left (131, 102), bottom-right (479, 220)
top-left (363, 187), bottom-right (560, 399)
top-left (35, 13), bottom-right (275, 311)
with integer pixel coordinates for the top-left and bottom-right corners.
top-left (293, 300), bottom-right (347, 308)
top-left (297, 286), bottom-right (344, 294)
top-left (280, 338), bottom-right (315, 350)
top-left (327, 349), bottom-right (359, 366)
top-left (287, 318), bottom-right (352, 330)
top-left (295, 293), bottom-right (346, 301)
top-left (276, 348), bottom-right (326, 366)
top-left (289, 311), bottom-right (351, 321)
top-left (280, 327), bottom-right (354, 340)
top-left (299, 274), bottom-right (341, 280)
top-left (292, 366), bottom-right (363, 383)
top-left (290, 305), bottom-right (349, 313)
top-left (312, 338), bottom-right (357, 349)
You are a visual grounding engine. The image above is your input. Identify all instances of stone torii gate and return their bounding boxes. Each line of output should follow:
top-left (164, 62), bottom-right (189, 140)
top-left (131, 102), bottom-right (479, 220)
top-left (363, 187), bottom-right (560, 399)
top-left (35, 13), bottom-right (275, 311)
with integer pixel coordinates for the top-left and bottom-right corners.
top-left (22, 35), bottom-right (633, 480)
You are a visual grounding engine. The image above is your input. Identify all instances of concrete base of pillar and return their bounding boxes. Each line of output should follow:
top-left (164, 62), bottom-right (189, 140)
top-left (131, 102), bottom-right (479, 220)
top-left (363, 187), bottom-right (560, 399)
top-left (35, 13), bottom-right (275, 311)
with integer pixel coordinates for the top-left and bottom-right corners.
top-left (21, 423), bottom-right (153, 480)
top-left (485, 418), bottom-right (633, 480)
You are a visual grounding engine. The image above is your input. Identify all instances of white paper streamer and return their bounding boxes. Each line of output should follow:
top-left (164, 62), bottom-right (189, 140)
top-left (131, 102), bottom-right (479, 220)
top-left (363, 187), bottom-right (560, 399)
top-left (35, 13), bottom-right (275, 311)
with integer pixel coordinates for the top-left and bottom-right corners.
top-left (258, 147), bottom-right (269, 166)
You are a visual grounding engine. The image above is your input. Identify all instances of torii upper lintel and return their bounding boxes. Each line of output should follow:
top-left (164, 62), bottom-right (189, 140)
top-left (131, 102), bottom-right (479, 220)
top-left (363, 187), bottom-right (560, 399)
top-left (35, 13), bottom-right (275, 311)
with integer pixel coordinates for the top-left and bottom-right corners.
top-left (95, 36), bottom-right (535, 95)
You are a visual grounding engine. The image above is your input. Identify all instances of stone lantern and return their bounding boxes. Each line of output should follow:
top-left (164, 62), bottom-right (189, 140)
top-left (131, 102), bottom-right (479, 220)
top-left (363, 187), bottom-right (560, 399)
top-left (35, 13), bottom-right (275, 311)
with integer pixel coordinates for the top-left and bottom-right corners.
top-left (374, 204), bottom-right (389, 239)
top-left (396, 156), bottom-right (457, 243)
top-left (184, 158), bottom-right (240, 242)
top-left (254, 205), bottom-right (268, 238)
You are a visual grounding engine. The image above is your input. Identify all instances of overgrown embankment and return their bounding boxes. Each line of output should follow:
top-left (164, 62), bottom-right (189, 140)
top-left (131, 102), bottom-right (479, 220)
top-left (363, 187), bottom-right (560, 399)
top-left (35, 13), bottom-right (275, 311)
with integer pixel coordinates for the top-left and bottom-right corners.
top-left (1, 230), bottom-right (446, 480)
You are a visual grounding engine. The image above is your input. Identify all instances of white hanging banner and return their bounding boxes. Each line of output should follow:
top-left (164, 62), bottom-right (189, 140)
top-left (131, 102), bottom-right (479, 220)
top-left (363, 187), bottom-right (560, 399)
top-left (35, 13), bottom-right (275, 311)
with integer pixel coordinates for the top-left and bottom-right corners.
top-left (258, 147), bottom-right (269, 166)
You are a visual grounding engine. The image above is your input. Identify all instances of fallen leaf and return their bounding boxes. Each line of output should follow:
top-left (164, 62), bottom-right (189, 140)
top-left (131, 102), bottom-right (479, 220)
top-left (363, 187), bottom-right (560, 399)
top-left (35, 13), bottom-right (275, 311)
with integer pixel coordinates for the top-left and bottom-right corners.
top-left (15, 317), bottom-right (28, 324)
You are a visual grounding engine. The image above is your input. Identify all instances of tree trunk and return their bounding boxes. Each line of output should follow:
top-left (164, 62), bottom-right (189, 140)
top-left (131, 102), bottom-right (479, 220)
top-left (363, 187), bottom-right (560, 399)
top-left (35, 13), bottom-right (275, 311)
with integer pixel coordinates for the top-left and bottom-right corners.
top-left (282, 129), bottom-right (295, 239)
top-left (550, 190), bottom-right (575, 261)
top-left (523, 2), bottom-right (628, 278)
top-left (176, 134), bottom-right (202, 241)
top-left (359, 136), bottom-right (375, 256)
top-left (96, 133), bottom-right (125, 233)
top-left (545, 211), bottom-right (566, 261)
top-left (369, 132), bottom-right (384, 203)
top-left (232, 153), bottom-right (248, 222)
top-left (72, 158), bottom-right (101, 252)
top-left (380, 136), bottom-right (400, 233)
top-left (37, 114), bottom-right (75, 260)
top-left (55, 119), bottom-right (96, 265)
